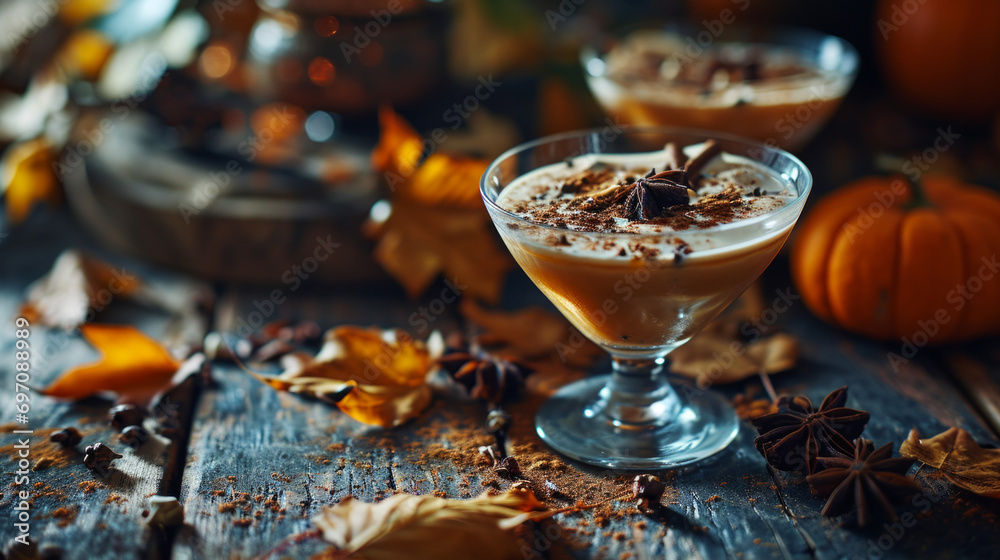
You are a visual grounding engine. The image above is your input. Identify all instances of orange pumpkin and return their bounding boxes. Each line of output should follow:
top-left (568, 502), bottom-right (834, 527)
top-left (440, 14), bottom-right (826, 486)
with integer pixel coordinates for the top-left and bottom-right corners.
top-left (876, 0), bottom-right (1000, 121)
top-left (791, 174), bottom-right (1000, 343)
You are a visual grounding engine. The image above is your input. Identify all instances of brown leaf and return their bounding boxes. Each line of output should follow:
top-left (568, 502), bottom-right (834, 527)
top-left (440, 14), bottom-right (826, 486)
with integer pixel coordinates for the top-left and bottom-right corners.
top-left (312, 488), bottom-right (554, 560)
top-left (251, 327), bottom-right (439, 428)
top-left (1, 138), bottom-right (61, 225)
top-left (900, 427), bottom-right (1000, 499)
top-left (39, 324), bottom-right (181, 401)
top-left (460, 299), bottom-right (602, 369)
top-left (668, 319), bottom-right (799, 387)
top-left (20, 250), bottom-right (140, 330)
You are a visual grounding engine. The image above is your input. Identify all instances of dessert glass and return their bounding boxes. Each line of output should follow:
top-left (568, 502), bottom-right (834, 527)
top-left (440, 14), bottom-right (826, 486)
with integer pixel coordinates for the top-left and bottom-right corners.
top-left (582, 25), bottom-right (858, 151)
top-left (480, 128), bottom-right (812, 468)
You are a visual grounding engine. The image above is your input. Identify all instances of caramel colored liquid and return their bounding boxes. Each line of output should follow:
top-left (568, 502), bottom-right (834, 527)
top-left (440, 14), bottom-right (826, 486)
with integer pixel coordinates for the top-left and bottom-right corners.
top-left (498, 225), bottom-right (792, 356)
top-left (606, 97), bottom-right (842, 151)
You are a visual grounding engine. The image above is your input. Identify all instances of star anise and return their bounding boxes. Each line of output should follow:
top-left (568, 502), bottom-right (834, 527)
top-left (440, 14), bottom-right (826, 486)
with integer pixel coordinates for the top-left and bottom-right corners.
top-left (597, 168), bottom-right (690, 221)
top-left (751, 386), bottom-right (870, 474)
top-left (437, 351), bottom-right (532, 405)
top-left (806, 439), bottom-right (920, 527)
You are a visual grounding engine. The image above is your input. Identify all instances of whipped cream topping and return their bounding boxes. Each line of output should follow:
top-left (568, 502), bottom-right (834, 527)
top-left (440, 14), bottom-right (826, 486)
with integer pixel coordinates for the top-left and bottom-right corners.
top-left (494, 143), bottom-right (797, 256)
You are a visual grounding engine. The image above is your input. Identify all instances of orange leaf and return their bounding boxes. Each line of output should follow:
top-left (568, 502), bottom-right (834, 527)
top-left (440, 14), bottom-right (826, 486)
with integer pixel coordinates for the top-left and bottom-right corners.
top-left (900, 427), bottom-right (1000, 499)
top-left (40, 325), bottom-right (181, 400)
top-left (1, 138), bottom-right (61, 225)
top-left (367, 203), bottom-right (510, 303)
top-left (251, 327), bottom-right (440, 428)
top-left (401, 152), bottom-right (488, 209)
top-left (367, 107), bottom-right (511, 302)
top-left (371, 105), bottom-right (425, 180)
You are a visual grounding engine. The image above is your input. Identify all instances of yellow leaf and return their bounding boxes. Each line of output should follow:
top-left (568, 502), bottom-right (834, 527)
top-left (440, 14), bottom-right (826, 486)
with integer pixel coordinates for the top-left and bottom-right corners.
top-left (366, 107), bottom-right (510, 302)
top-left (1, 138), bottom-right (61, 225)
top-left (312, 488), bottom-right (554, 560)
top-left (252, 327), bottom-right (438, 428)
top-left (40, 325), bottom-right (180, 400)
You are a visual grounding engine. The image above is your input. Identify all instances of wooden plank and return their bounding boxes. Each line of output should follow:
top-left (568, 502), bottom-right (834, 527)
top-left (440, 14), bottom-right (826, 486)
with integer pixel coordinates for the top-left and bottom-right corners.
top-left (0, 213), bottom-right (208, 559)
top-left (172, 286), bottom-right (502, 560)
top-left (941, 349), bottom-right (1000, 437)
top-left (175, 267), bottom-right (1000, 560)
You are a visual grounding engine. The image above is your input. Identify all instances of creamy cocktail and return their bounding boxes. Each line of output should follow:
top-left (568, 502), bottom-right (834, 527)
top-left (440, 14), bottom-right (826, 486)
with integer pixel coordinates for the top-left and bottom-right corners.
top-left (584, 28), bottom-right (858, 150)
top-left (495, 142), bottom-right (795, 356)
top-left (481, 128), bottom-right (812, 468)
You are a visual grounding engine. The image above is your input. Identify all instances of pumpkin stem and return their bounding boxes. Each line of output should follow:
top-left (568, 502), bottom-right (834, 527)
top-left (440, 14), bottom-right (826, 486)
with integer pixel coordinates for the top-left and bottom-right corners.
top-left (875, 154), bottom-right (934, 209)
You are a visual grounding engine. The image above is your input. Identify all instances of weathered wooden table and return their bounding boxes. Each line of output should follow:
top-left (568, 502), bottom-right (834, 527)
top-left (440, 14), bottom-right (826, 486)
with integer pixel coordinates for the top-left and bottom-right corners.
top-left (2, 100), bottom-right (1000, 559)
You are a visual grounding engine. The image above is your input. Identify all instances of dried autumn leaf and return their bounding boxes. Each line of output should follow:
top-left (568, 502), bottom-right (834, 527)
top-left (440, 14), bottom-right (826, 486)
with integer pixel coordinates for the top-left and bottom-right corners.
top-left (1, 137), bottom-right (61, 225)
top-left (460, 299), bottom-right (602, 369)
top-left (367, 107), bottom-right (510, 302)
top-left (20, 250), bottom-right (140, 330)
top-left (900, 427), bottom-right (1000, 499)
top-left (399, 151), bottom-right (489, 209)
top-left (312, 488), bottom-right (553, 560)
top-left (39, 324), bottom-right (181, 401)
top-left (371, 104), bottom-right (425, 182)
top-left (366, 203), bottom-right (510, 303)
top-left (251, 327), bottom-right (439, 428)
top-left (668, 320), bottom-right (799, 387)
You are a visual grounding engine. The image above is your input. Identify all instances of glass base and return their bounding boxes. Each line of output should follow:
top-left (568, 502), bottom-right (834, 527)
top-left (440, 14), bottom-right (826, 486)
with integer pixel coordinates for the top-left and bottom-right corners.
top-left (535, 375), bottom-right (739, 469)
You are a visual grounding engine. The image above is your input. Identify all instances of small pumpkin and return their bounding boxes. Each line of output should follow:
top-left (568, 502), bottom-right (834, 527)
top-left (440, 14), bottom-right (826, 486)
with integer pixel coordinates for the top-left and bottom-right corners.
top-left (792, 174), bottom-right (1000, 343)
top-left (876, 0), bottom-right (1000, 121)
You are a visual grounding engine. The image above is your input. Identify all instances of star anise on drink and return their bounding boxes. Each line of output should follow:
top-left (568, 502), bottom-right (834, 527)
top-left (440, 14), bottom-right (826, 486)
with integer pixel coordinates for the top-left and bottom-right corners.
top-left (624, 168), bottom-right (692, 220)
top-left (437, 350), bottom-right (532, 406)
top-left (585, 167), bottom-right (690, 221)
top-left (751, 386), bottom-right (870, 474)
top-left (805, 439), bottom-right (920, 527)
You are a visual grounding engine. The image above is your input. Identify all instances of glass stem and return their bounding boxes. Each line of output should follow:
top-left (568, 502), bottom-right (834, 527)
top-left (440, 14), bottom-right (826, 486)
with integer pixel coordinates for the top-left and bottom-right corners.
top-left (597, 356), bottom-right (681, 426)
